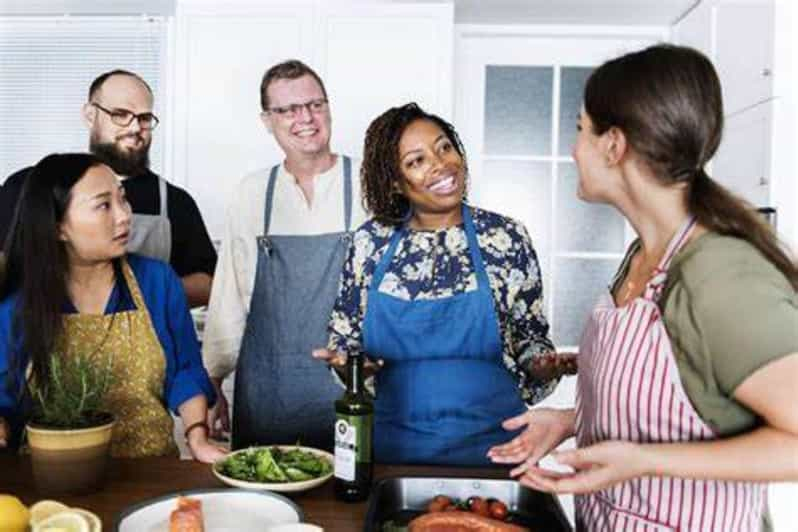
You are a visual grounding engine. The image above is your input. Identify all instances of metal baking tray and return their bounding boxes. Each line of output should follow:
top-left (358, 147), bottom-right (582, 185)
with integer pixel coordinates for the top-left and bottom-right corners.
top-left (363, 475), bottom-right (572, 531)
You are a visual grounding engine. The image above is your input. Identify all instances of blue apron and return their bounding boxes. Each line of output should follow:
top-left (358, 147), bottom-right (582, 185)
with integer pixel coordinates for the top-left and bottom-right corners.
top-left (232, 157), bottom-right (352, 451)
top-left (363, 204), bottom-right (526, 466)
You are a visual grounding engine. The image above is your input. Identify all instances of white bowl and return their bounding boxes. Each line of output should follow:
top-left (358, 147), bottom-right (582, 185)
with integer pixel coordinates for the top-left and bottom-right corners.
top-left (212, 445), bottom-right (334, 494)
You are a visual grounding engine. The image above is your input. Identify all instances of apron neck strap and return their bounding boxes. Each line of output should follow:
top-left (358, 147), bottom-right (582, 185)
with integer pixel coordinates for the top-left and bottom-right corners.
top-left (461, 204), bottom-right (490, 292)
top-left (263, 165), bottom-right (280, 236)
top-left (370, 204), bottom-right (488, 291)
top-left (157, 176), bottom-right (168, 218)
top-left (644, 215), bottom-right (697, 299)
top-left (342, 155), bottom-right (353, 232)
top-left (263, 156), bottom-right (353, 235)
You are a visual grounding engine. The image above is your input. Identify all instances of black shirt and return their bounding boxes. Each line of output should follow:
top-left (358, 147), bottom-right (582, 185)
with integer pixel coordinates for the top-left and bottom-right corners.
top-left (0, 167), bottom-right (217, 278)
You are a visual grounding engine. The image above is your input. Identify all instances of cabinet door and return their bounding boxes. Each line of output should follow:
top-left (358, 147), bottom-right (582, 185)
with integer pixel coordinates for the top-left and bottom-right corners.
top-left (672, 0), bottom-right (713, 60)
top-left (712, 101), bottom-right (771, 207)
top-left (173, 3), bottom-right (315, 239)
top-left (715, 1), bottom-right (775, 116)
top-left (318, 2), bottom-right (454, 158)
top-left (172, 2), bottom-right (454, 241)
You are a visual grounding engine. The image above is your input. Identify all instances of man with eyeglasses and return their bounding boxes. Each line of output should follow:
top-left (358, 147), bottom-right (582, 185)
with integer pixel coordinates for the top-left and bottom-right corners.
top-left (202, 60), bottom-right (367, 450)
top-left (0, 70), bottom-right (217, 307)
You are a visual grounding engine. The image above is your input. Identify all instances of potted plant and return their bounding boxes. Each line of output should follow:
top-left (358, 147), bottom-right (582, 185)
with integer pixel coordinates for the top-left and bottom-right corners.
top-left (25, 351), bottom-right (115, 496)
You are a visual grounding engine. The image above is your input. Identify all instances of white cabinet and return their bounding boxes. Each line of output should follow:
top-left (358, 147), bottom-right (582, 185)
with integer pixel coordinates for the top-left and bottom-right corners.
top-left (319, 3), bottom-right (454, 160)
top-left (673, 0), bottom-right (780, 209)
top-left (172, 0), bottom-right (454, 240)
top-left (712, 101), bottom-right (772, 206)
top-left (672, 0), bottom-right (713, 60)
top-left (674, 0), bottom-right (798, 254)
top-left (714, 1), bottom-right (775, 116)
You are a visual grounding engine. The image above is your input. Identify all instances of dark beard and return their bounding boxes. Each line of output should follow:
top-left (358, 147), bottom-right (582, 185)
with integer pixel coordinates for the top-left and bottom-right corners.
top-left (90, 136), bottom-right (151, 177)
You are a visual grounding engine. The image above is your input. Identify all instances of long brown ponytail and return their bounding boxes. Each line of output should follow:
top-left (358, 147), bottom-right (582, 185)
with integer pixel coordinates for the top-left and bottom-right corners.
top-left (585, 44), bottom-right (797, 290)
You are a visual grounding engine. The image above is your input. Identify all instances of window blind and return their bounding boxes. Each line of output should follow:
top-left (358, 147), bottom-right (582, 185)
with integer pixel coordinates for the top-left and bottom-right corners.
top-left (0, 16), bottom-right (166, 180)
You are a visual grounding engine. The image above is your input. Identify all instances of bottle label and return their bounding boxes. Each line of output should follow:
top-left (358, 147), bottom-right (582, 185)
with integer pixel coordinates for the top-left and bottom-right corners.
top-left (334, 414), bottom-right (372, 482)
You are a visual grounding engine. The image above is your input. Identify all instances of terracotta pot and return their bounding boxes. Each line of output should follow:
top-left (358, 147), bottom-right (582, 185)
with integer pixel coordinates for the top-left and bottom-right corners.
top-left (26, 415), bottom-right (115, 496)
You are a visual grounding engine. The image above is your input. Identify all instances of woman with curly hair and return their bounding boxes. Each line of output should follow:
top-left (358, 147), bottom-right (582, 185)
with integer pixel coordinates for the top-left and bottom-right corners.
top-left (314, 103), bottom-right (573, 466)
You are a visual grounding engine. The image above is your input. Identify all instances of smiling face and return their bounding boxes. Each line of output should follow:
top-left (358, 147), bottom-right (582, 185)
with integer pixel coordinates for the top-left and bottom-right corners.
top-left (396, 119), bottom-right (466, 221)
top-left (261, 74), bottom-right (332, 160)
top-left (85, 73), bottom-right (154, 177)
top-left (59, 164), bottom-right (132, 265)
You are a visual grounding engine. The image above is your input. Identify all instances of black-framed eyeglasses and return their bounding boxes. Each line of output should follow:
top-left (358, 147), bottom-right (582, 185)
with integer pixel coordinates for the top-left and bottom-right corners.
top-left (91, 102), bottom-right (160, 130)
top-left (265, 98), bottom-right (328, 119)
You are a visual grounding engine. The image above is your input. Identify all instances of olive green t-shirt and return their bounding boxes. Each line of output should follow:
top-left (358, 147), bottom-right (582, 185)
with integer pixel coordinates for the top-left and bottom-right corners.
top-left (613, 232), bottom-right (798, 436)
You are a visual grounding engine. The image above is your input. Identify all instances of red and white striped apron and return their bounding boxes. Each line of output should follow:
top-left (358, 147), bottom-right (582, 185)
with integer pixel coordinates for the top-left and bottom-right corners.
top-left (574, 217), bottom-right (767, 531)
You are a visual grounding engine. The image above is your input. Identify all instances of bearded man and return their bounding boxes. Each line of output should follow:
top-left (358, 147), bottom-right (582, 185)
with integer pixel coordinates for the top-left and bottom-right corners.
top-left (0, 70), bottom-right (216, 306)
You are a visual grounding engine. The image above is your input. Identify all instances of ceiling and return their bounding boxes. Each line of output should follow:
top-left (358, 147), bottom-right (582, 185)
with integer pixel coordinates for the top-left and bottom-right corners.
top-left (452, 0), bottom-right (700, 26)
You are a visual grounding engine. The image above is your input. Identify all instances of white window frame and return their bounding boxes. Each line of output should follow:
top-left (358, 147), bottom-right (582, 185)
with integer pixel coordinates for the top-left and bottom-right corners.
top-left (455, 24), bottom-right (668, 349)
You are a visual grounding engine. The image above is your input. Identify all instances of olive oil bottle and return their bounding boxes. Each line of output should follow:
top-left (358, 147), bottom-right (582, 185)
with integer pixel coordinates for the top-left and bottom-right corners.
top-left (334, 355), bottom-right (373, 502)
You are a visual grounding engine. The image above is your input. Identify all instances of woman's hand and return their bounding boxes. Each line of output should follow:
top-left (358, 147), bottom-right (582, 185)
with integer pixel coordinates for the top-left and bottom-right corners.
top-left (0, 417), bottom-right (8, 448)
top-left (487, 408), bottom-right (575, 475)
top-left (515, 440), bottom-right (652, 494)
top-left (187, 430), bottom-right (228, 464)
top-left (207, 377), bottom-right (230, 440)
top-left (311, 348), bottom-right (384, 378)
top-left (529, 352), bottom-right (577, 381)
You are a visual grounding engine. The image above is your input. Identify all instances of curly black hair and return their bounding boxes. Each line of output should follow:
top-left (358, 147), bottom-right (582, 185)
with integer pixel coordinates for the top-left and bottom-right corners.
top-left (360, 103), bottom-right (468, 226)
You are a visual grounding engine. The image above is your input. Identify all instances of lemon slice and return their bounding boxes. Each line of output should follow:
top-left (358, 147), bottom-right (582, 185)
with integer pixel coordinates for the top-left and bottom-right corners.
top-left (33, 511), bottom-right (90, 532)
top-left (29, 500), bottom-right (70, 526)
top-left (69, 508), bottom-right (102, 532)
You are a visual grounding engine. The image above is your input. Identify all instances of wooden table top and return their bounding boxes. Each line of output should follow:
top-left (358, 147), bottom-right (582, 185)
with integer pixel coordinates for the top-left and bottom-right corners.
top-left (0, 455), bottom-right (522, 531)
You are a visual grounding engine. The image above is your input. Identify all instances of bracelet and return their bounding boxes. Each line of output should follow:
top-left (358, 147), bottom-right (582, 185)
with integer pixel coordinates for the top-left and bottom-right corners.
top-left (184, 421), bottom-right (209, 442)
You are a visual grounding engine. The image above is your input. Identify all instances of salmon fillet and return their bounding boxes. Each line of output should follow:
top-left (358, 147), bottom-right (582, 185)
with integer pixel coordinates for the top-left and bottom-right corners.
top-left (169, 496), bottom-right (205, 532)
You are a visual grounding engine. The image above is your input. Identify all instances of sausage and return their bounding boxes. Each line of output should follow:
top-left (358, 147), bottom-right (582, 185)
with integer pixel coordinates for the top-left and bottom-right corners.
top-left (408, 510), bottom-right (529, 532)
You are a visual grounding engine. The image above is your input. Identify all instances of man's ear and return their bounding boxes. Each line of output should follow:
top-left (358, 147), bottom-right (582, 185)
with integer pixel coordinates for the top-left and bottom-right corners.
top-left (605, 126), bottom-right (628, 166)
top-left (82, 102), bottom-right (96, 130)
top-left (260, 112), bottom-right (274, 135)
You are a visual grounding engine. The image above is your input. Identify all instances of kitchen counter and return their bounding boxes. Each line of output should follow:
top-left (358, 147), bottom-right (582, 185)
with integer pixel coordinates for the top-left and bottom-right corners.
top-left (0, 455), bottom-right (530, 531)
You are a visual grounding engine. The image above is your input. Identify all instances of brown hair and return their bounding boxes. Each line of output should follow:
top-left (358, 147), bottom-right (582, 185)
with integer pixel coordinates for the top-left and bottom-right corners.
top-left (585, 44), bottom-right (797, 289)
top-left (259, 60), bottom-right (327, 111)
top-left (361, 103), bottom-right (468, 226)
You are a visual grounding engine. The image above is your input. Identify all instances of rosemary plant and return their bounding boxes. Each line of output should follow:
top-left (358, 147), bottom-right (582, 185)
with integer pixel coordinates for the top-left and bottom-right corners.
top-left (30, 352), bottom-right (115, 429)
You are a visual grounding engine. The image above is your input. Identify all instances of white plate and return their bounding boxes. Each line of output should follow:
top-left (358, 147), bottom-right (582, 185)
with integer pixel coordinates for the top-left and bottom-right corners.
top-left (212, 446), bottom-right (334, 494)
top-left (115, 488), bottom-right (302, 532)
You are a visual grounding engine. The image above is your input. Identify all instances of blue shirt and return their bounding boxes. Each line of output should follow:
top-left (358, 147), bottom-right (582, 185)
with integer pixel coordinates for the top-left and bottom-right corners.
top-left (0, 254), bottom-right (215, 449)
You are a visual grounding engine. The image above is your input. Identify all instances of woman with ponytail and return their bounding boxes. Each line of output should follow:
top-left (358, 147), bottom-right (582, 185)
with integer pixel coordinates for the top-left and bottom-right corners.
top-left (490, 44), bottom-right (798, 531)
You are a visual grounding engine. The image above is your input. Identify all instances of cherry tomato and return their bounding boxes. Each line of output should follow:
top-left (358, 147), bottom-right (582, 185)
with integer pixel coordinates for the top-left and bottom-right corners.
top-left (426, 495), bottom-right (452, 513)
top-left (488, 500), bottom-right (509, 520)
top-left (469, 497), bottom-right (490, 517)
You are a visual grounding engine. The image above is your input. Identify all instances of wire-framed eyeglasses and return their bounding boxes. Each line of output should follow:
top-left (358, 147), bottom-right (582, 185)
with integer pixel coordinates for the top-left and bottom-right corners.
top-left (265, 98), bottom-right (328, 120)
top-left (91, 102), bottom-right (160, 130)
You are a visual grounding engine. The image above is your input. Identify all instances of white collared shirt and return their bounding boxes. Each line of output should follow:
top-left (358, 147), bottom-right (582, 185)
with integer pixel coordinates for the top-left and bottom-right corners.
top-left (202, 156), bottom-right (367, 378)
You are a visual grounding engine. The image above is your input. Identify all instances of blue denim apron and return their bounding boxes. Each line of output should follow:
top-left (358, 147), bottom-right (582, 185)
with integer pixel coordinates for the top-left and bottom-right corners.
top-left (232, 157), bottom-right (352, 451)
top-left (363, 205), bottom-right (526, 466)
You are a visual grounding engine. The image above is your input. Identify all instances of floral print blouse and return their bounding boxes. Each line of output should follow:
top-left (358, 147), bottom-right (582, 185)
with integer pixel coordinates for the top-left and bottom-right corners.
top-left (327, 205), bottom-right (557, 405)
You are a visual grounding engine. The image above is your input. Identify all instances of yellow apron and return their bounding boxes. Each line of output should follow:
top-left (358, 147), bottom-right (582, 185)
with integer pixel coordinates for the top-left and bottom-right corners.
top-left (56, 257), bottom-right (176, 457)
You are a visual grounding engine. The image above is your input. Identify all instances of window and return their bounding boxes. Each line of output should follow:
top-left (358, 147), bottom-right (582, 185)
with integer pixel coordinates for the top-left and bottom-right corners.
top-left (457, 33), bottom-right (659, 347)
top-left (0, 16), bottom-right (166, 179)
